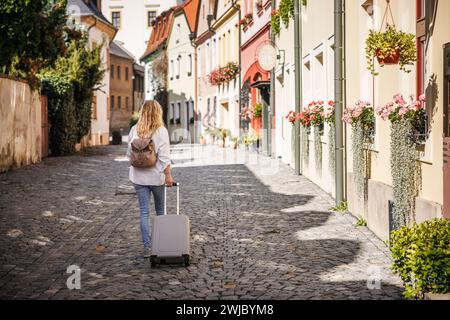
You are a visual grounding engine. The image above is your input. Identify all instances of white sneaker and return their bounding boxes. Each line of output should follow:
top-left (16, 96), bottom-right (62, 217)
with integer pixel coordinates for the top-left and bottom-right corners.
top-left (143, 247), bottom-right (152, 258)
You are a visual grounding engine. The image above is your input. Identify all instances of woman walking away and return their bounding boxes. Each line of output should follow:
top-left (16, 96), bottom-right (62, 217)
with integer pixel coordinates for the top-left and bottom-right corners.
top-left (127, 100), bottom-right (174, 258)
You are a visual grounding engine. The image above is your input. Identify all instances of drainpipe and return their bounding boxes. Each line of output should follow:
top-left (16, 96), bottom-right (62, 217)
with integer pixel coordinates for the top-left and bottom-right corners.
top-left (232, 0), bottom-right (241, 137)
top-left (294, 0), bottom-right (302, 175)
top-left (334, 0), bottom-right (345, 205)
top-left (268, 0), bottom-right (275, 157)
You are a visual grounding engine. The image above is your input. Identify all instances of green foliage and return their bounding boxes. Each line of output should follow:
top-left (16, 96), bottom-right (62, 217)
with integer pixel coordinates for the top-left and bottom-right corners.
top-left (0, 0), bottom-right (68, 89)
top-left (328, 124), bottom-right (335, 181)
top-left (41, 74), bottom-right (78, 155)
top-left (390, 119), bottom-right (418, 229)
top-left (252, 103), bottom-right (262, 119)
top-left (314, 126), bottom-right (322, 172)
top-left (330, 201), bottom-right (348, 212)
top-left (351, 123), bottom-right (366, 199)
top-left (129, 112), bottom-right (140, 128)
top-left (270, 10), bottom-right (281, 36)
top-left (219, 128), bottom-right (231, 139)
top-left (279, 0), bottom-right (294, 28)
top-left (40, 34), bottom-right (104, 155)
top-left (356, 216), bottom-right (367, 227)
top-left (389, 218), bottom-right (450, 299)
top-left (365, 25), bottom-right (417, 76)
top-left (301, 125), bottom-right (309, 167)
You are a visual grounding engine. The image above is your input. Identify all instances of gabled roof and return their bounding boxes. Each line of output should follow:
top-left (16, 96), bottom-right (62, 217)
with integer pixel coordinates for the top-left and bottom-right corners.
top-left (110, 41), bottom-right (135, 61)
top-left (67, 0), bottom-right (114, 29)
top-left (140, 7), bottom-right (177, 61)
top-left (183, 0), bottom-right (201, 34)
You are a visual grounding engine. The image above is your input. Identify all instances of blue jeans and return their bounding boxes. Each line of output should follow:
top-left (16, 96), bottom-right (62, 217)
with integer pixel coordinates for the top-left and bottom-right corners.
top-left (134, 184), bottom-right (165, 249)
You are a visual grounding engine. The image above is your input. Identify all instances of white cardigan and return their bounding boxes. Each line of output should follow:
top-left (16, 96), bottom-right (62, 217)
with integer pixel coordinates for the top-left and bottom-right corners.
top-left (126, 125), bottom-right (171, 186)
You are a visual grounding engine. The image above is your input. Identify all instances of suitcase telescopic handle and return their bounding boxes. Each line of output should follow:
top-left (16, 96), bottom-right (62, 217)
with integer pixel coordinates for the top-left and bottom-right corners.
top-left (164, 182), bottom-right (180, 215)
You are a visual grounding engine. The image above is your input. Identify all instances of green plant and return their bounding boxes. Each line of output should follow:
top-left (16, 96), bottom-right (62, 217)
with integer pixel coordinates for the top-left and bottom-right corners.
top-left (270, 10), bottom-right (281, 36)
top-left (329, 201), bottom-right (348, 212)
top-left (356, 216), bottom-right (367, 227)
top-left (40, 33), bottom-right (104, 155)
top-left (279, 0), bottom-right (294, 28)
top-left (220, 128), bottom-right (231, 140)
top-left (389, 218), bottom-right (450, 299)
top-left (301, 125), bottom-right (309, 167)
top-left (252, 102), bottom-right (262, 119)
top-left (129, 112), bottom-right (140, 128)
top-left (314, 126), bottom-right (322, 172)
top-left (328, 124), bottom-right (335, 182)
top-left (365, 25), bottom-right (416, 76)
top-left (0, 0), bottom-right (68, 89)
top-left (390, 119), bottom-right (417, 229)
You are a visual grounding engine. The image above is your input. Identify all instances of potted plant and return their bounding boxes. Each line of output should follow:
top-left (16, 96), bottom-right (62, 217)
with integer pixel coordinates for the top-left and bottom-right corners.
top-left (270, 9), bottom-right (281, 36)
top-left (199, 135), bottom-right (206, 145)
top-left (389, 218), bottom-right (450, 300)
top-left (219, 128), bottom-right (231, 148)
top-left (365, 25), bottom-right (416, 76)
top-left (231, 136), bottom-right (239, 149)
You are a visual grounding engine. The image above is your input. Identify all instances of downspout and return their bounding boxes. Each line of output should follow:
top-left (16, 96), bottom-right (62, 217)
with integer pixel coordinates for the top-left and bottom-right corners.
top-left (269, 0), bottom-right (276, 157)
top-left (334, 0), bottom-right (345, 205)
top-left (294, 0), bottom-right (302, 175)
top-left (190, 35), bottom-right (198, 143)
top-left (232, 0), bottom-right (241, 136)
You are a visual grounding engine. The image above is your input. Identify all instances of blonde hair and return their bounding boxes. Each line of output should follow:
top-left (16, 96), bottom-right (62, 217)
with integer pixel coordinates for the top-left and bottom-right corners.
top-left (136, 100), bottom-right (164, 138)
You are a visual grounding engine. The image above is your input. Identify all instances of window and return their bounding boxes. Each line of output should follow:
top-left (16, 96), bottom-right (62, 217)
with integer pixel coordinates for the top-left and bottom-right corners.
top-left (125, 67), bottom-right (129, 81)
top-left (111, 64), bottom-right (114, 79)
top-left (176, 56), bottom-right (181, 79)
top-left (188, 54), bottom-right (192, 76)
top-left (118, 96), bottom-right (122, 109)
top-left (169, 103), bottom-right (175, 124)
top-left (111, 95), bottom-right (115, 109)
top-left (126, 97), bottom-right (129, 110)
top-left (111, 11), bottom-right (121, 29)
top-left (176, 102), bottom-right (181, 124)
top-left (92, 95), bottom-right (97, 120)
top-left (147, 10), bottom-right (157, 27)
top-left (117, 65), bottom-right (121, 80)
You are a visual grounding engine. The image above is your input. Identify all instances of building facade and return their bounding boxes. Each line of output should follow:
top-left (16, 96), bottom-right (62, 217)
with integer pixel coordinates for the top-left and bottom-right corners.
top-left (68, 0), bottom-right (117, 147)
top-left (101, 0), bottom-right (177, 66)
top-left (109, 41), bottom-right (135, 131)
top-left (166, 1), bottom-right (200, 143)
top-left (240, 0), bottom-right (272, 147)
top-left (345, 0), bottom-right (449, 239)
top-left (210, 0), bottom-right (241, 139)
top-left (195, 0), bottom-right (218, 137)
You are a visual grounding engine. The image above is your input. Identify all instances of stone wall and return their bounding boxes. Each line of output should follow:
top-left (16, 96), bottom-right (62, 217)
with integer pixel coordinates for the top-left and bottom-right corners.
top-left (0, 76), bottom-right (42, 172)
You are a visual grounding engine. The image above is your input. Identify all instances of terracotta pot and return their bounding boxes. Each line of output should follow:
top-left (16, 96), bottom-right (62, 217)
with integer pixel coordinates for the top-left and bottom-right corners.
top-left (376, 49), bottom-right (400, 65)
top-left (251, 117), bottom-right (262, 133)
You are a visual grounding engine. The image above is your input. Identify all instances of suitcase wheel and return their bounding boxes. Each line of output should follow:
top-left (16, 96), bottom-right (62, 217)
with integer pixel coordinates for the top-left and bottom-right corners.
top-left (183, 255), bottom-right (190, 267)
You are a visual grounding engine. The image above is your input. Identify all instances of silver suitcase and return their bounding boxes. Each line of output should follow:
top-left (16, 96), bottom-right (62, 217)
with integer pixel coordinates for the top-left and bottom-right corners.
top-left (150, 183), bottom-right (190, 267)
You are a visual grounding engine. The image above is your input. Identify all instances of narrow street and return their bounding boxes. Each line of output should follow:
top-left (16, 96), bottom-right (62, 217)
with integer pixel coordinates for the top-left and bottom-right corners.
top-left (0, 144), bottom-right (403, 300)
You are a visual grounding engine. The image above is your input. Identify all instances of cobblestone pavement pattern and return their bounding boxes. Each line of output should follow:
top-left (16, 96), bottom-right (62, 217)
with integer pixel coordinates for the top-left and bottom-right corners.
top-left (0, 144), bottom-right (403, 299)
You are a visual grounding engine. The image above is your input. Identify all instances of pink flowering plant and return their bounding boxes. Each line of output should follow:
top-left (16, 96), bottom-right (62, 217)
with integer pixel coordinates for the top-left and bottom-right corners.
top-left (285, 111), bottom-right (297, 125)
top-left (376, 93), bottom-right (426, 124)
top-left (343, 100), bottom-right (375, 136)
top-left (324, 100), bottom-right (335, 124)
top-left (208, 62), bottom-right (239, 86)
top-left (305, 101), bottom-right (325, 129)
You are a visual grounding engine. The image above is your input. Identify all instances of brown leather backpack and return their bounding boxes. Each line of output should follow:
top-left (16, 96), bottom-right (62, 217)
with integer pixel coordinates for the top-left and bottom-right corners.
top-left (130, 137), bottom-right (157, 168)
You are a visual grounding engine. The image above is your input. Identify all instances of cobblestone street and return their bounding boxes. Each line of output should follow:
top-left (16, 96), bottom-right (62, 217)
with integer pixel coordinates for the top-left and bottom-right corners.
top-left (0, 144), bottom-right (403, 299)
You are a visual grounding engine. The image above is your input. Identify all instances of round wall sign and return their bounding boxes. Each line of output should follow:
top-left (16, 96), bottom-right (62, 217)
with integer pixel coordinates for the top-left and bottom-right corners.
top-left (256, 41), bottom-right (278, 71)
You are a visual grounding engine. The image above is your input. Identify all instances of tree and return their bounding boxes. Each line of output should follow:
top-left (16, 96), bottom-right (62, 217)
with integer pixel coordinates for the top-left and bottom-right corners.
top-left (0, 0), bottom-right (68, 88)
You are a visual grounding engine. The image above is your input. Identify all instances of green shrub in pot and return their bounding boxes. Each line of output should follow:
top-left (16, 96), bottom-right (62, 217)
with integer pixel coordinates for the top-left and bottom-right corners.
top-left (389, 218), bottom-right (450, 299)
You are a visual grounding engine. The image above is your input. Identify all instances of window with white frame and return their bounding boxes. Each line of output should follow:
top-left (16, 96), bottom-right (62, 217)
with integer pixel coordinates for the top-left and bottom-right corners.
top-left (188, 54), bottom-right (192, 76)
top-left (169, 103), bottom-right (175, 124)
top-left (176, 102), bottom-right (181, 124)
top-left (177, 55), bottom-right (181, 79)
